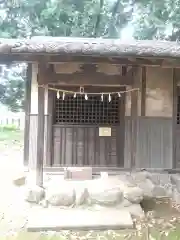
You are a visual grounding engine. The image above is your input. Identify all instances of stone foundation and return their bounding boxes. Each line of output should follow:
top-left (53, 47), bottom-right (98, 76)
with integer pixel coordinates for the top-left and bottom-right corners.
top-left (24, 171), bottom-right (180, 219)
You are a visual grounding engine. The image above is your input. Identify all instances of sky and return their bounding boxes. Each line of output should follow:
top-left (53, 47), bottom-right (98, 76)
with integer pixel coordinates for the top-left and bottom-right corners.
top-left (121, 24), bottom-right (134, 40)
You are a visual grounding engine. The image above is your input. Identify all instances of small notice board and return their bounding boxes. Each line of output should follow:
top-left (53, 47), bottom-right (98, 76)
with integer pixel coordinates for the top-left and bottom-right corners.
top-left (99, 127), bottom-right (111, 137)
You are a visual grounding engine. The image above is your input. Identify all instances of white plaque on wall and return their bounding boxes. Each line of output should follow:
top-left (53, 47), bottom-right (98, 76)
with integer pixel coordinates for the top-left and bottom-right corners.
top-left (99, 127), bottom-right (111, 137)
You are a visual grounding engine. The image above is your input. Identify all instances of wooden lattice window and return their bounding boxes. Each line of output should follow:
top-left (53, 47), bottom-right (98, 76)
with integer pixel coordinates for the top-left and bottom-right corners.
top-left (54, 95), bottom-right (120, 125)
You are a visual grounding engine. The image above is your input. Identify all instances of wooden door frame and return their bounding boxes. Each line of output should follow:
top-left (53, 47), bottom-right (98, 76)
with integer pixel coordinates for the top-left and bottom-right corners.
top-left (173, 69), bottom-right (178, 169)
top-left (118, 89), bottom-right (125, 167)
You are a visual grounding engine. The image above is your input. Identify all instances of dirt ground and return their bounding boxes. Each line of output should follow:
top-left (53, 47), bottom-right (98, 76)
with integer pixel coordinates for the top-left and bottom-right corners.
top-left (0, 138), bottom-right (30, 236)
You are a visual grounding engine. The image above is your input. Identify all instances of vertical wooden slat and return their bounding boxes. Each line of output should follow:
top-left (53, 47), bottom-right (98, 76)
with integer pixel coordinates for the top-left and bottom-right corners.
top-left (45, 90), bottom-right (54, 166)
top-left (118, 90), bottom-right (125, 167)
top-left (36, 65), bottom-right (45, 187)
top-left (130, 68), bottom-right (139, 168)
top-left (141, 67), bottom-right (146, 116)
top-left (173, 68), bottom-right (177, 169)
top-left (23, 64), bottom-right (32, 167)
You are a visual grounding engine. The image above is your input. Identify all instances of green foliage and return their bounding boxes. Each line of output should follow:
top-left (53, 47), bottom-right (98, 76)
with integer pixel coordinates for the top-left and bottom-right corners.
top-left (0, 0), bottom-right (133, 38)
top-left (0, 64), bottom-right (25, 112)
top-left (0, 0), bottom-right (134, 111)
top-left (133, 0), bottom-right (180, 41)
top-left (0, 124), bottom-right (19, 131)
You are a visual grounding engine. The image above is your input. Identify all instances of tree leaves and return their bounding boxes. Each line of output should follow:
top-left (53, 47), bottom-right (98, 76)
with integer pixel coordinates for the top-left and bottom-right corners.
top-left (133, 0), bottom-right (180, 41)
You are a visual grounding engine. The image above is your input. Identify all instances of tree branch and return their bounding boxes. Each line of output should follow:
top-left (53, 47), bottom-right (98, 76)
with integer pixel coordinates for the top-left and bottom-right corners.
top-left (93, 0), bottom-right (104, 37)
top-left (103, 0), bottom-right (121, 37)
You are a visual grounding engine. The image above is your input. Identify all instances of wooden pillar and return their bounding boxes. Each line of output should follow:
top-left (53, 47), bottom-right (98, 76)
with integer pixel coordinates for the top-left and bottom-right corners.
top-left (44, 89), bottom-right (54, 166)
top-left (141, 67), bottom-right (146, 116)
top-left (130, 67), bottom-right (139, 168)
top-left (23, 64), bottom-right (32, 167)
top-left (36, 65), bottom-right (45, 187)
top-left (172, 68), bottom-right (178, 169)
top-left (119, 90), bottom-right (126, 167)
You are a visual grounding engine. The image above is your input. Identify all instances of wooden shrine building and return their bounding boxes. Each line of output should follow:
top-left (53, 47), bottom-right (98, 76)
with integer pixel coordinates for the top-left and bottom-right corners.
top-left (0, 37), bottom-right (179, 185)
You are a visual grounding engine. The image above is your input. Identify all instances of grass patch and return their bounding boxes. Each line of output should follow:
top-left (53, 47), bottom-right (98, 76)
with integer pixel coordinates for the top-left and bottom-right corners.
top-left (0, 129), bottom-right (23, 142)
top-left (0, 128), bottom-right (23, 150)
top-left (0, 124), bottom-right (19, 131)
top-left (3, 228), bottom-right (180, 240)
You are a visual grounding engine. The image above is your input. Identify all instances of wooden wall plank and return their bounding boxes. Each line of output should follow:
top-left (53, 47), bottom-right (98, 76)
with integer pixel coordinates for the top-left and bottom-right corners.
top-left (125, 117), bottom-right (173, 168)
top-left (52, 126), bottom-right (120, 167)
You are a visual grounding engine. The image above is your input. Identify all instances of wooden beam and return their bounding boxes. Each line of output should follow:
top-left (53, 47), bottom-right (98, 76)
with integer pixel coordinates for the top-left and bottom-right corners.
top-left (130, 68), bottom-right (139, 168)
top-left (140, 67), bottom-right (146, 116)
top-left (1, 54), bottom-right (180, 67)
top-left (41, 65), bottom-right (135, 86)
top-left (23, 64), bottom-right (32, 167)
top-left (51, 72), bottom-right (132, 86)
top-left (36, 65), bottom-right (45, 187)
top-left (36, 63), bottom-right (51, 85)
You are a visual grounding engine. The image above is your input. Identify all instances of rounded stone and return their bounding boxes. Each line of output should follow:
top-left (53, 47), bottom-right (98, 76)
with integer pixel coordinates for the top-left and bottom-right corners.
top-left (152, 186), bottom-right (167, 198)
top-left (118, 199), bottom-right (132, 207)
top-left (170, 174), bottom-right (178, 185)
top-left (75, 186), bottom-right (89, 205)
top-left (165, 185), bottom-right (173, 197)
top-left (88, 187), bottom-right (123, 206)
top-left (137, 179), bottom-right (155, 199)
top-left (171, 175), bottom-right (180, 192)
top-left (126, 204), bottom-right (145, 219)
top-left (172, 189), bottom-right (180, 204)
top-left (147, 174), bottom-right (160, 185)
top-left (131, 171), bottom-right (151, 183)
top-left (46, 185), bottom-right (75, 206)
top-left (24, 185), bottom-right (45, 203)
top-left (124, 187), bottom-right (143, 204)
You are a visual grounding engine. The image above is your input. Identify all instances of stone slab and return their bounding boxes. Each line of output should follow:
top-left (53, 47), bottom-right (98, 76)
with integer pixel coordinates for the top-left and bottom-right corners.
top-left (27, 208), bottom-right (133, 231)
top-left (64, 167), bottom-right (92, 180)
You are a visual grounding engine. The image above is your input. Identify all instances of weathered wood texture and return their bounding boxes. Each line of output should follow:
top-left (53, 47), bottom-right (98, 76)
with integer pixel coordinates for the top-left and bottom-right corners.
top-left (172, 69), bottom-right (178, 169)
top-left (119, 92), bottom-right (126, 167)
top-left (125, 67), bottom-right (173, 117)
top-left (130, 68), bottom-right (139, 168)
top-left (44, 90), bottom-right (54, 166)
top-left (29, 115), bottom-right (38, 170)
top-left (146, 67), bottom-right (173, 117)
top-left (23, 64), bottom-right (32, 166)
top-left (141, 67), bottom-right (146, 116)
top-left (53, 126), bottom-right (122, 167)
top-left (124, 117), bottom-right (173, 168)
top-left (36, 86), bottom-right (45, 186)
top-left (39, 64), bottom-right (134, 86)
top-left (2, 54), bottom-right (180, 68)
top-left (51, 117), bottom-right (173, 169)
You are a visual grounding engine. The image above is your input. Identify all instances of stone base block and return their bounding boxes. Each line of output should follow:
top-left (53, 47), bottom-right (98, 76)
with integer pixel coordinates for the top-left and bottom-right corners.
top-left (64, 167), bottom-right (92, 180)
top-left (27, 208), bottom-right (133, 231)
top-left (24, 185), bottom-right (45, 203)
